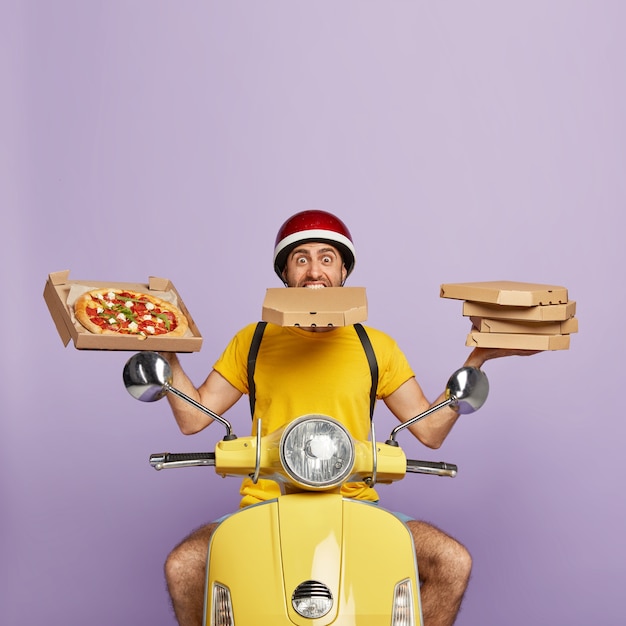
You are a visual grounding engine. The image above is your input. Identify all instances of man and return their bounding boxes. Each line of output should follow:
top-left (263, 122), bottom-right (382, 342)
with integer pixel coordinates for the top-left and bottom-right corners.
top-left (160, 210), bottom-right (533, 626)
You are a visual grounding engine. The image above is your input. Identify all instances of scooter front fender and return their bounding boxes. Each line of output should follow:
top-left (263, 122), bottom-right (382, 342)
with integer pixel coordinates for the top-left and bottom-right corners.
top-left (204, 493), bottom-right (422, 625)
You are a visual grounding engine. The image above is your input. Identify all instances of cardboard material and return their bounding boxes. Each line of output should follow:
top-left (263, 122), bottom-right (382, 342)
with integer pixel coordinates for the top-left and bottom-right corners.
top-left (44, 270), bottom-right (203, 351)
top-left (462, 300), bottom-right (576, 322)
top-left (441, 281), bottom-right (568, 306)
top-left (262, 287), bottom-right (367, 327)
top-left (466, 331), bottom-right (570, 351)
top-left (470, 316), bottom-right (579, 335)
top-left (442, 279), bottom-right (577, 351)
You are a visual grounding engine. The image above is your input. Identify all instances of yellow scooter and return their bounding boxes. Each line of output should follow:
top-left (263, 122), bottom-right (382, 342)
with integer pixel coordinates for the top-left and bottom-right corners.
top-left (123, 352), bottom-right (489, 626)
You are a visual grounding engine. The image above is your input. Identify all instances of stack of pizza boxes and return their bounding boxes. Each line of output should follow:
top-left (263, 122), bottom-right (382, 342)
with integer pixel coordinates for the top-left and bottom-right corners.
top-left (440, 281), bottom-right (578, 350)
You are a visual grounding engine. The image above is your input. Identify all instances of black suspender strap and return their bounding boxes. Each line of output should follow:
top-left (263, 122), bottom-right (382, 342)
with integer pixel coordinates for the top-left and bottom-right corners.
top-left (246, 321), bottom-right (379, 422)
top-left (353, 323), bottom-right (379, 421)
top-left (247, 321), bottom-right (268, 419)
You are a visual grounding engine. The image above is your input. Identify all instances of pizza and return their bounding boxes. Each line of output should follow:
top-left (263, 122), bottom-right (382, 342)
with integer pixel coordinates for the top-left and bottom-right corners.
top-left (74, 288), bottom-right (188, 338)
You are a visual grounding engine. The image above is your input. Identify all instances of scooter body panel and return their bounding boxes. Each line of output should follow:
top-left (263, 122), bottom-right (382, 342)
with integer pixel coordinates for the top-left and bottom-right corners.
top-left (204, 492), bottom-right (422, 625)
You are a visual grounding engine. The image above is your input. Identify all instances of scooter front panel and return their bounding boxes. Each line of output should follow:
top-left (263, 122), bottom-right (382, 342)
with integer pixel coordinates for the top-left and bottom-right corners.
top-left (204, 494), bottom-right (422, 625)
top-left (277, 493), bottom-right (344, 624)
top-left (205, 500), bottom-right (292, 625)
top-left (340, 499), bottom-right (422, 624)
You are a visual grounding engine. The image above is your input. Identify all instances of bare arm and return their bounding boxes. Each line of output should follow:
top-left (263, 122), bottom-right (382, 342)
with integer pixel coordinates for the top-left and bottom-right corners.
top-left (160, 353), bottom-right (243, 435)
top-left (384, 347), bottom-right (541, 449)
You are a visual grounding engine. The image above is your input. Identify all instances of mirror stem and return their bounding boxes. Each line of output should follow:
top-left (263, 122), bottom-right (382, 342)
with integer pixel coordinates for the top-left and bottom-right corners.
top-left (165, 384), bottom-right (236, 440)
top-left (386, 397), bottom-right (455, 446)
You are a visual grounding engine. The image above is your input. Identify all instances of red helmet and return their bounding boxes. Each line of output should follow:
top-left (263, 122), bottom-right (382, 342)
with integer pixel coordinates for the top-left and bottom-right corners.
top-left (273, 210), bottom-right (356, 280)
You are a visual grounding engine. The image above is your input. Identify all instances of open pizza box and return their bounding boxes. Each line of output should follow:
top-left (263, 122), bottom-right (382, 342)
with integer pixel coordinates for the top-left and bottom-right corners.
top-left (43, 270), bottom-right (203, 351)
top-left (262, 287), bottom-right (368, 327)
top-left (440, 280), bottom-right (578, 351)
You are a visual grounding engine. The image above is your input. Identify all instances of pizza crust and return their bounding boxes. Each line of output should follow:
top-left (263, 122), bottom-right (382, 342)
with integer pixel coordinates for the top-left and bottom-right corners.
top-left (74, 289), bottom-right (189, 338)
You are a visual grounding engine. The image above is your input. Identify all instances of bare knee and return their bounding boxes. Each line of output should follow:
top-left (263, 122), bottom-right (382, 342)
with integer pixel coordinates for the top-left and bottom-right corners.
top-left (408, 522), bottom-right (472, 625)
top-left (407, 520), bottom-right (472, 584)
top-left (164, 542), bottom-right (198, 588)
top-left (443, 537), bottom-right (472, 583)
top-left (430, 536), bottom-right (472, 588)
top-left (164, 524), bottom-right (216, 592)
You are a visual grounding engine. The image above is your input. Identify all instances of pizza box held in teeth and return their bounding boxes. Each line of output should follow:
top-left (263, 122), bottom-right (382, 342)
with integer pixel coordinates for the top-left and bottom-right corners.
top-left (262, 287), bottom-right (367, 327)
top-left (43, 270), bottom-right (203, 352)
top-left (440, 281), bottom-right (568, 306)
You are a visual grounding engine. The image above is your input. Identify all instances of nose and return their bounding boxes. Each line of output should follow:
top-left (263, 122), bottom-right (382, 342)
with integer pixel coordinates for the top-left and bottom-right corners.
top-left (307, 260), bottom-right (324, 278)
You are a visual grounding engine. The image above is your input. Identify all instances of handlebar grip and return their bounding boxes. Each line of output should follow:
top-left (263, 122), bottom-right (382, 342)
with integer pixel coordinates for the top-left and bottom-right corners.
top-left (406, 459), bottom-right (458, 478)
top-left (150, 452), bottom-right (216, 470)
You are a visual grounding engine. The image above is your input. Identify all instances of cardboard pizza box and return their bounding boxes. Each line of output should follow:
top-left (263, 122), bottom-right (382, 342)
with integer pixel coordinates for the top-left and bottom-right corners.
top-left (262, 287), bottom-right (367, 327)
top-left (470, 316), bottom-right (579, 335)
top-left (43, 270), bottom-right (203, 352)
top-left (462, 300), bottom-right (577, 322)
top-left (441, 281), bottom-right (568, 306)
top-left (466, 331), bottom-right (570, 351)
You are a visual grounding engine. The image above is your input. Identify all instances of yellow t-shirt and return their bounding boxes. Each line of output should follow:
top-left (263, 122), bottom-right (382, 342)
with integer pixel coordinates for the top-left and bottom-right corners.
top-left (213, 323), bottom-right (415, 507)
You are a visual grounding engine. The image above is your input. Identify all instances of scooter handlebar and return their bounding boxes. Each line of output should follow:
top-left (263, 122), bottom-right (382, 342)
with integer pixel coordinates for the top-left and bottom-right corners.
top-left (406, 459), bottom-right (458, 478)
top-left (150, 452), bottom-right (216, 470)
top-left (148, 452), bottom-right (456, 478)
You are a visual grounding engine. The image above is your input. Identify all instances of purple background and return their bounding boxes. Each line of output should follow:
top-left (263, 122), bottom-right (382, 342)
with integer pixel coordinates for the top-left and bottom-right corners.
top-left (3, 2), bottom-right (625, 624)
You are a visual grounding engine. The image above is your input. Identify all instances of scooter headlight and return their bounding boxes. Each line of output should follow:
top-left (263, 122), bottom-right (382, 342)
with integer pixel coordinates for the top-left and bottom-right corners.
top-left (280, 415), bottom-right (354, 488)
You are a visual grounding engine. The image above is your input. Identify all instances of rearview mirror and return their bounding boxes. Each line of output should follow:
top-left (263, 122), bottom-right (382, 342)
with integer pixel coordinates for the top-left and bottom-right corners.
top-left (122, 351), bottom-right (172, 402)
top-left (445, 366), bottom-right (489, 414)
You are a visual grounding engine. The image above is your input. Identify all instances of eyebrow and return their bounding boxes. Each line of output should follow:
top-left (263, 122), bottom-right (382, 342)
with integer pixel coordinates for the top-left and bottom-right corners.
top-left (290, 246), bottom-right (339, 257)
